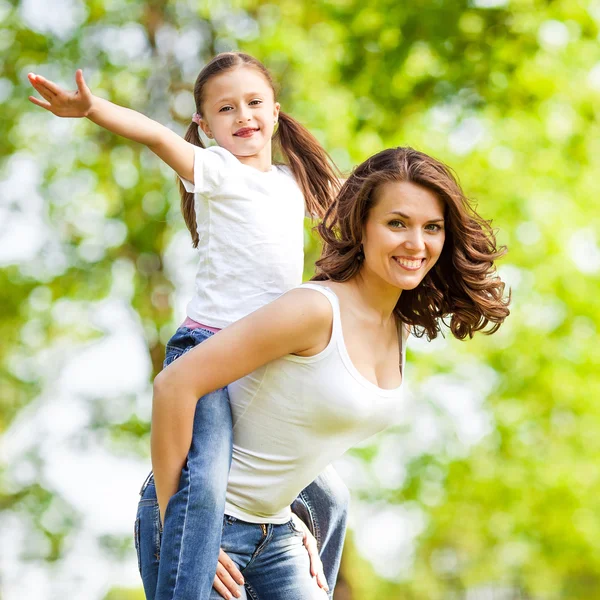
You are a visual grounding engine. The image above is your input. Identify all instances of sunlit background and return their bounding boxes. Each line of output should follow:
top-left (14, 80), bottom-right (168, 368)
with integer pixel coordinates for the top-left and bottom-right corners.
top-left (1, 0), bottom-right (600, 599)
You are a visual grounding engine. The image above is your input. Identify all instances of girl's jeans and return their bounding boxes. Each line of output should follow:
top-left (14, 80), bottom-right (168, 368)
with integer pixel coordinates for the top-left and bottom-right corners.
top-left (134, 326), bottom-right (349, 600)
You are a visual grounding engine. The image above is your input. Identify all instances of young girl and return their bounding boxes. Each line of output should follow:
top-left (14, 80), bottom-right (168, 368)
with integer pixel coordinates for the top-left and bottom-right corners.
top-left (152, 146), bottom-right (510, 600)
top-left (27, 52), bottom-right (348, 600)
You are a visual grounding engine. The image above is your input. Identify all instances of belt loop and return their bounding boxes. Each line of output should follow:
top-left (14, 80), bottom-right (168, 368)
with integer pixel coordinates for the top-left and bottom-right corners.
top-left (139, 471), bottom-right (154, 496)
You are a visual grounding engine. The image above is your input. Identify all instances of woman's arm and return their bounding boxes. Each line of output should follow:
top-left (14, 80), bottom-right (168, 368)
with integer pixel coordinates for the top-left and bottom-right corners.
top-left (151, 287), bottom-right (332, 523)
top-left (27, 70), bottom-right (195, 181)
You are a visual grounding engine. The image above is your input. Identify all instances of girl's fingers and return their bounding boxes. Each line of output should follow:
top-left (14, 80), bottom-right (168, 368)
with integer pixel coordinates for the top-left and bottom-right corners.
top-left (28, 96), bottom-right (52, 111)
top-left (75, 68), bottom-right (89, 94)
top-left (29, 79), bottom-right (56, 102)
top-left (33, 74), bottom-right (61, 96)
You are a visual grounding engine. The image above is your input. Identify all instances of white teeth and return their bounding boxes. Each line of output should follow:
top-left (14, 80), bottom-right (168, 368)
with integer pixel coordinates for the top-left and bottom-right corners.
top-left (395, 258), bottom-right (423, 269)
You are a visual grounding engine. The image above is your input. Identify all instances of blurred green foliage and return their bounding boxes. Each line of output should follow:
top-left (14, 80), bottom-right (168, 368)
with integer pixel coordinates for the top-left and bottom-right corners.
top-left (1, 0), bottom-right (599, 598)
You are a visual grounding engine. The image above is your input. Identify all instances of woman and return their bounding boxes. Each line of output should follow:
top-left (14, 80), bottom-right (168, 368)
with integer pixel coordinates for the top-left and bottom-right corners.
top-left (152, 147), bottom-right (510, 599)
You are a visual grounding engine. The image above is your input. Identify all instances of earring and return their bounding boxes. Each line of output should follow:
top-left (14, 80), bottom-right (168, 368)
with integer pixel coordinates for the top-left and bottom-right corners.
top-left (357, 245), bottom-right (364, 261)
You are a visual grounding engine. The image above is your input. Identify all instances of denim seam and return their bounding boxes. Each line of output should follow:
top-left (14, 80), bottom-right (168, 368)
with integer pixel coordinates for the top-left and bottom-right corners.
top-left (153, 502), bottom-right (162, 561)
top-left (137, 499), bottom-right (156, 507)
top-left (170, 465), bottom-right (191, 598)
top-left (298, 490), bottom-right (321, 549)
top-left (134, 517), bottom-right (142, 575)
top-left (244, 581), bottom-right (259, 600)
top-left (191, 326), bottom-right (218, 338)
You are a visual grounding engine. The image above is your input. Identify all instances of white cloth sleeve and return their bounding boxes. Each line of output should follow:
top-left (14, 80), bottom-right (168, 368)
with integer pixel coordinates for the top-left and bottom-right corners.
top-left (178, 146), bottom-right (231, 195)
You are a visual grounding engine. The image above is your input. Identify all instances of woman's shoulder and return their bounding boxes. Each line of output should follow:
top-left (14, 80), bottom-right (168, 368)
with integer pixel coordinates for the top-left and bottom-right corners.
top-left (300, 280), bottom-right (350, 301)
top-left (286, 283), bottom-right (337, 314)
top-left (290, 281), bottom-right (353, 319)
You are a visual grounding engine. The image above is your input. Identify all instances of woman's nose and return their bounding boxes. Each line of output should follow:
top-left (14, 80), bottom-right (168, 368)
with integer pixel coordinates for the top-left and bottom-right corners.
top-left (404, 229), bottom-right (425, 250)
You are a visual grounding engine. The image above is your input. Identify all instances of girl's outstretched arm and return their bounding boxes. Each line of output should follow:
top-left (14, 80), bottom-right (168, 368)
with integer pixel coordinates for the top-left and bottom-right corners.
top-left (150, 287), bottom-right (332, 524)
top-left (27, 69), bottom-right (195, 181)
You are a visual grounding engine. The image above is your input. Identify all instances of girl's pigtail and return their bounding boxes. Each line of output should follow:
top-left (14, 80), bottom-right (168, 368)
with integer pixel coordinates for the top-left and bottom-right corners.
top-left (275, 112), bottom-right (341, 218)
top-left (178, 121), bottom-right (206, 247)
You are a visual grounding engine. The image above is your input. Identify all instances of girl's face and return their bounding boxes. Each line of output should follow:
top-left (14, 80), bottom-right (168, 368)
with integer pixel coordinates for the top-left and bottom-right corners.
top-left (199, 67), bottom-right (280, 164)
top-left (362, 180), bottom-right (446, 291)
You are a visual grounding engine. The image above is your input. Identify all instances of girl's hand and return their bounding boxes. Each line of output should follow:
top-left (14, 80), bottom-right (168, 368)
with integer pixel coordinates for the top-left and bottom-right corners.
top-left (213, 548), bottom-right (245, 599)
top-left (291, 513), bottom-right (329, 593)
top-left (28, 69), bottom-right (94, 118)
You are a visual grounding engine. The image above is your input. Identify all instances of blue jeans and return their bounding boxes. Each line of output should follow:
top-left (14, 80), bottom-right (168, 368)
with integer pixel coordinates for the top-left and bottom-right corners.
top-left (134, 326), bottom-right (349, 600)
top-left (209, 515), bottom-right (327, 600)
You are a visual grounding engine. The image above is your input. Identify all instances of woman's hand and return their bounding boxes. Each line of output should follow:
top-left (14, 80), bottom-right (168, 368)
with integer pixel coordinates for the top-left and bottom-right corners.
top-left (211, 521), bottom-right (329, 600)
top-left (213, 548), bottom-right (245, 600)
top-left (291, 513), bottom-right (329, 593)
top-left (28, 69), bottom-right (94, 118)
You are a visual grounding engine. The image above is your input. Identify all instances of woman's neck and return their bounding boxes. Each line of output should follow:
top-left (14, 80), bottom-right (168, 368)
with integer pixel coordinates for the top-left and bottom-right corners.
top-left (346, 268), bottom-right (402, 325)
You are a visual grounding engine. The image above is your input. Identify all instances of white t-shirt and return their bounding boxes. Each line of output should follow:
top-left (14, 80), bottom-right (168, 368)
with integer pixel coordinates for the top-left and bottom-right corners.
top-left (179, 146), bottom-right (305, 328)
top-left (224, 284), bottom-right (408, 524)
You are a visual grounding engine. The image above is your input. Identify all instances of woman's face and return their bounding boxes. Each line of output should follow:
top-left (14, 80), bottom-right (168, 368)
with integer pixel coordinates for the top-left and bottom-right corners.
top-left (362, 180), bottom-right (446, 291)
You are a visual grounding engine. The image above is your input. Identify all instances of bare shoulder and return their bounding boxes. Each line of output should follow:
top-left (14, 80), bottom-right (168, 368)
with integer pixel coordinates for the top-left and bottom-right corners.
top-left (275, 285), bottom-right (334, 327)
top-left (278, 285), bottom-right (335, 357)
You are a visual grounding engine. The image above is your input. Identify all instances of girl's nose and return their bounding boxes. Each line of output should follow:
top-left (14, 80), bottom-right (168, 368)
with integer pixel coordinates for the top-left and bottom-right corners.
top-left (237, 109), bottom-right (251, 123)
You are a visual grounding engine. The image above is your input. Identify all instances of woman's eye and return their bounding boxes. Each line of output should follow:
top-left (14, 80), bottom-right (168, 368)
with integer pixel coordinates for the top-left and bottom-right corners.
top-left (425, 223), bottom-right (443, 232)
top-left (389, 220), bottom-right (405, 228)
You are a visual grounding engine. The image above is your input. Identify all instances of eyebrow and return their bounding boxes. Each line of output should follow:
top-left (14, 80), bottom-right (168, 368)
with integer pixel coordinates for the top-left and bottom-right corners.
top-left (387, 211), bottom-right (445, 223)
top-left (212, 93), bottom-right (265, 106)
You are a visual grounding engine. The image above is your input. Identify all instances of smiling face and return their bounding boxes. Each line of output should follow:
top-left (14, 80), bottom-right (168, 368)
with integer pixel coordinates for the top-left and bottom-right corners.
top-left (362, 180), bottom-right (446, 291)
top-left (198, 66), bottom-right (280, 168)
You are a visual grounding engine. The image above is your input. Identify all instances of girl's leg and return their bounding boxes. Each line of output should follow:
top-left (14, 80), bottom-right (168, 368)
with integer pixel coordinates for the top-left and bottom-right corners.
top-left (155, 385), bottom-right (232, 600)
top-left (137, 326), bottom-right (233, 600)
top-left (135, 474), bottom-right (162, 599)
top-left (291, 465), bottom-right (349, 597)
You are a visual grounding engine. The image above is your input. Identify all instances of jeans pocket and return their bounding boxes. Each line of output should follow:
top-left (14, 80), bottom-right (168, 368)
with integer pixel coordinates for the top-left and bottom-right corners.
top-left (134, 517), bottom-right (142, 575)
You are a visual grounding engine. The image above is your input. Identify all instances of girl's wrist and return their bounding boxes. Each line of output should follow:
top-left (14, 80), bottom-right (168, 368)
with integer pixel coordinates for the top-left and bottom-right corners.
top-left (85, 95), bottom-right (100, 119)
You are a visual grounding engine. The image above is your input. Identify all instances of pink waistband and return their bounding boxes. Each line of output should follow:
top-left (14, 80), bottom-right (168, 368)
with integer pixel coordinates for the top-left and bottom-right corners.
top-left (182, 317), bottom-right (221, 333)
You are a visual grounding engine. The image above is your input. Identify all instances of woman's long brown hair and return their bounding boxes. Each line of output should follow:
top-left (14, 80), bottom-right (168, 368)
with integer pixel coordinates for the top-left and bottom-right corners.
top-left (179, 52), bottom-right (340, 247)
top-left (313, 147), bottom-right (510, 340)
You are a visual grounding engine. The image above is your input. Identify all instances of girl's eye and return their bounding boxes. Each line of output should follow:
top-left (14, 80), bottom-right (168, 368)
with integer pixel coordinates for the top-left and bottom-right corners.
top-left (249, 100), bottom-right (262, 106)
top-left (219, 106), bottom-right (233, 112)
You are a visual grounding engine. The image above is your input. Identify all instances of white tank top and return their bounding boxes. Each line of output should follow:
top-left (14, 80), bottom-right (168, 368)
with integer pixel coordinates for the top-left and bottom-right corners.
top-left (224, 283), bottom-right (408, 524)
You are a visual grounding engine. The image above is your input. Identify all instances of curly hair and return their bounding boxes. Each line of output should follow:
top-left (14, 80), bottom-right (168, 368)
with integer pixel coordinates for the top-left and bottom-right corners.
top-left (313, 147), bottom-right (510, 340)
